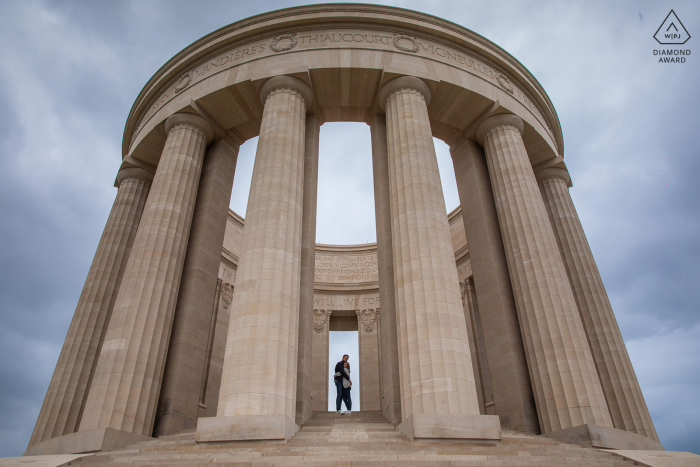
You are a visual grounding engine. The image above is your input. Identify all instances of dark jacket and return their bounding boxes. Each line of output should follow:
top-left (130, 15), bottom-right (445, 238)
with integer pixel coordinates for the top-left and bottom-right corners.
top-left (334, 361), bottom-right (350, 382)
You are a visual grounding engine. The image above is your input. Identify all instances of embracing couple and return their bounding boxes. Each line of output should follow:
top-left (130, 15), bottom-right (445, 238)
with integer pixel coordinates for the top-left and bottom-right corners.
top-left (333, 354), bottom-right (352, 414)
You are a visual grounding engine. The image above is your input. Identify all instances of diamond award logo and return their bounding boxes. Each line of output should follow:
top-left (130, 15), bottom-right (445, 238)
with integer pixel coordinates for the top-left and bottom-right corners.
top-left (654, 10), bottom-right (690, 45)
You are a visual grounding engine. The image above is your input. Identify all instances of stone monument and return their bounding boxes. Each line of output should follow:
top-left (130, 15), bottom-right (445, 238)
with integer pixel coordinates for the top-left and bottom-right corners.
top-left (19, 4), bottom-right (676, 465)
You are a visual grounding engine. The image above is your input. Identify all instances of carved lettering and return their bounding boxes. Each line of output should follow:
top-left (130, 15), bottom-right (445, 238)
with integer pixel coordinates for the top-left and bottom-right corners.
top-left (132, 28), bottom-right (555, 152)
top-left (314, 254), bottom-right (378, 283)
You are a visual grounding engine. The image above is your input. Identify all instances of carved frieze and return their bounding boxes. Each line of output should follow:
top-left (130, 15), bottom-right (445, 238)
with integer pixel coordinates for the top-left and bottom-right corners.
top-left (174, 67), bottom-right (195, 94)
top-left (313, 309), bottom-right (329, 332)
top-left (221, 282), bottom-right (234, 309)
top-left (496, 72), bottom-right (514, 94)
top-left (270, 33), bottom-right (298, 52)
top-left (357, 308), bottom-right (377, 332)
top-left (130, 27), bottom-right (555, 151)
top-left (314, 254), bottom-right (378, 283)
top-left (393, 33), bottom-right (419, 53)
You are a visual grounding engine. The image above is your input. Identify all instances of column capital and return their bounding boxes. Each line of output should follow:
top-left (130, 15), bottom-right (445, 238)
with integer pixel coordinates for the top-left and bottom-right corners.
top-left (533, 156), bottom-right (571, 186)
top-left (116, 167), bottom-right (154, 186)
top-left (259, 76), bottom-right (314, 110)
top-left (535, 167), bottom-right (570, 185)
top-left (165, 113), bottom-right (215, 143)
top-left (377, 76), bottom-right (432, 111)
top-left (475, 114), bottom-right (524, 146)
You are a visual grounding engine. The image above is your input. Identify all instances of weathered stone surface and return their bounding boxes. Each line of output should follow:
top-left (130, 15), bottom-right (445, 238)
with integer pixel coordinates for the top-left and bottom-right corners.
top-left (24, 428), bottom-right (150, 456)
top-left (154, 135), bottom-right (240, 436)
top-left (1, 454), bottom-right (93, 467)
top-left (381, 76), bottom-right (495, 438)
top-left (28, 6), bottom-right (664, 463)
top-left (196, 414), bottom-right (298, 442)
top-left (544, 423), bottom-right (664, 451)
top-left (200, 76), bottom-right (311, 440)
top-left (450, 136), bottom-right (539, 433)
top-left (79, 113), bottom-right (213, 437)
top-left (311, 308), bottom-right (330, 412)
top-left (537, 166), bottom-right (658, 441)
top-left (28, 168), bottom-right (153, 447)
top-left (296, 114), bottom-right (320, 426)
top-left (476, 114), bottom-right (612, 433)
top-left (398, 413), bottom-right (502, 441)
top-left (356, 309), bottom-right (381, 411)
top-left (371, 114), bottom-right (402, 425)
top-left (606, 450), bottom-right (700, 467)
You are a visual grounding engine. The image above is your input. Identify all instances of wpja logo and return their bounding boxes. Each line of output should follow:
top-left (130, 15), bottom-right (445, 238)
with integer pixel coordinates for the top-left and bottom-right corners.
top-left (653, 10), bottom-right (691, 63)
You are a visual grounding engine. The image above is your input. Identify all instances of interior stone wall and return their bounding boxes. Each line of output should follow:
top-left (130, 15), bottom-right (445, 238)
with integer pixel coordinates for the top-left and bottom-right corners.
top-left (195, 207), bottom-right (477, 418)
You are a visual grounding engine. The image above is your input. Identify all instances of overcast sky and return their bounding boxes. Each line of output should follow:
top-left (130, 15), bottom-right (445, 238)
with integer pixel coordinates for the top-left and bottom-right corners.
top-left (0, 0), bottom-right (698, 458)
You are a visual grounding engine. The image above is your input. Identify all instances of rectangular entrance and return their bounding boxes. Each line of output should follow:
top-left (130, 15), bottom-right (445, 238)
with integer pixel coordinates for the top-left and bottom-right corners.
top-left (328, 328), bottom-right (360, 412)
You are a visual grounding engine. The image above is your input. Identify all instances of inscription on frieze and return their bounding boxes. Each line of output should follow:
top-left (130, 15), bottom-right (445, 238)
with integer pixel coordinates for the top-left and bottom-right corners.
top-left (314, 254), bottom-right (378, 283)
top-left (132, 27), bottom-right (555, 148)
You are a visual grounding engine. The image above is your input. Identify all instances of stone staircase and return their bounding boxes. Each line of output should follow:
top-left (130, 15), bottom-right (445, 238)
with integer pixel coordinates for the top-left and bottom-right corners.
top-left (68, 411), bottom-right (639, 466)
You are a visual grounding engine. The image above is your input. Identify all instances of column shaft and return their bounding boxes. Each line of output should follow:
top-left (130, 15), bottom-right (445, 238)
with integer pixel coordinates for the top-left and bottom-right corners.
top-left (201, 77), bottom-right (312, 442)
top-left (296, 114), bottom-right (320, 425)
top-left (537, 168), bottom-right (658, 440)
top-left (370, 114), bottom-right (402, 425)
top-left (28, 169), bottom-right (152, 447)
top-left (199, 279), bottom-right (234, 418)
top-left (154, 136), bottom-right (240, 436)
top-left (311, 309), bottom-right (330, 412)
top-left (450, 137), bottom-right (539, 433)
top-left (380, 77), bottom-right (499, 439)
top-left (476, 114), bottom-right (612, 433)
top-left (461, 278), bottom-right (488, 415)
top-left (357, 309), bottom-right (381, 411)
top-left (79, 113), bottom-right (213, 436)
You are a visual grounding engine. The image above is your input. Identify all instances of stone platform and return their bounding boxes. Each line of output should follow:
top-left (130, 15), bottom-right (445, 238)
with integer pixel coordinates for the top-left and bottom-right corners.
top-left (28, 411), bottom-right (661, 466)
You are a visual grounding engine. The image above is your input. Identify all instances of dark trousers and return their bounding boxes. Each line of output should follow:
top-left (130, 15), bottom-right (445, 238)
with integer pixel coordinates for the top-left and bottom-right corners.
top-left (335, 381), bottom-right (343, 411)
top-left (335, 381), bottom-right (352, 411)
top-left (342, 386), bottom-right (352, 411)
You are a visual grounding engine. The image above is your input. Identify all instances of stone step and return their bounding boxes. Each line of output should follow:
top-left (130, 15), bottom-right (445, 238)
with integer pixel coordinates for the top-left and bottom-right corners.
top-left (65, 411), bottom-right (639, 467)
top-left (299, 425), bottom-right (397, 432)
top-left (75, 453), bottom-right (637, 467)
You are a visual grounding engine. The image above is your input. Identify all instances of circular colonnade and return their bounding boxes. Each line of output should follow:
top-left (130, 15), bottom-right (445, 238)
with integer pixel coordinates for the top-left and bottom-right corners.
top-left (26, 3), bottom-right (662, 456)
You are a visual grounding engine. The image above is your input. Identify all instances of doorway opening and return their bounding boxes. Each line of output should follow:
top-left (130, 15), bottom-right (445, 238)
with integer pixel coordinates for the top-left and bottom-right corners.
top-left (328, 329), bottom-right (360, 412)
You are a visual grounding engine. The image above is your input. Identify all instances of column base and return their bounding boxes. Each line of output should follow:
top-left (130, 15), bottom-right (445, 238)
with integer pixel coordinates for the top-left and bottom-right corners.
top-left (542, 424), bottom-right (664, 451)
top-left (23, 428), bottom-right (152, 456)
top-left (195, 415), bottom-right (299, 443)
top-left (397, 413), bottom-right (501, 441)
top-left (153, 408), bottom-right (197, 437)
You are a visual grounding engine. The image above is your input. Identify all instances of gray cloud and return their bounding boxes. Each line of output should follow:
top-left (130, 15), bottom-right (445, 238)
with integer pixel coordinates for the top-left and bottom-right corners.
top-left (0, 0), bottom-right (697, 457)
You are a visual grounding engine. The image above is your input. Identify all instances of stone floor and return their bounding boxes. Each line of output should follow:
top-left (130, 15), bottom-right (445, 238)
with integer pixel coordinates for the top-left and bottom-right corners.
top-left (58, 411), bottom-right (647, 466)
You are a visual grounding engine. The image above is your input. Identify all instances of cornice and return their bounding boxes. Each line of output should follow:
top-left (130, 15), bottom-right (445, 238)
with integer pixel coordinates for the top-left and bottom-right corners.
top-left (123, 3), bottom-right (562, 158)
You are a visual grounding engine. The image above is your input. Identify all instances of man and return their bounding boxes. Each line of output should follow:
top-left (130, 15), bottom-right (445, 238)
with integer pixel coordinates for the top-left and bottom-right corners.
top-left (334, 354), bottom-right (352, 414)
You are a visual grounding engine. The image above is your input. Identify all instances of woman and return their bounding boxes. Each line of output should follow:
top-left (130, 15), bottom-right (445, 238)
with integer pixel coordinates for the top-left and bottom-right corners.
top-left (340, 361), bottom-right (352, 413)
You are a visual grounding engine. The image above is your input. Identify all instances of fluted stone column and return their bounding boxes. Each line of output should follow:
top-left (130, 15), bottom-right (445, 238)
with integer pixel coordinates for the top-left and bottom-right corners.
top-left (450, 136), bottom-right (539, 433)
top-left (154, 135), bottom-right (241, 436)
top-left (196, 76), bottom-right (312, 443)
top-left (78, 113), bottom-right (215, 443)
top-left (296, 114), bottom-right (320, 426)
top-left (536, 167), bottom-right (658, 441)
top-left (356, 309), bottom-right (381, 411)
top-left (461, 277), bottom-right (493, 416)
top-left (475, 114), bottom-right (612, 434)
top-left (378, 76), bottom-right (500, 440)
top-left (27, 168), bottom-right (153, 450)
top-left (370, 114), bottom-right (401, 425)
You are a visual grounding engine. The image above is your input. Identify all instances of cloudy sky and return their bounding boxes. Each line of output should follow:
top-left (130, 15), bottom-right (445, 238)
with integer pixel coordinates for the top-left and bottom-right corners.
top-left (0, 0), bottom-right (698, 458)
